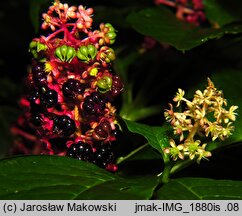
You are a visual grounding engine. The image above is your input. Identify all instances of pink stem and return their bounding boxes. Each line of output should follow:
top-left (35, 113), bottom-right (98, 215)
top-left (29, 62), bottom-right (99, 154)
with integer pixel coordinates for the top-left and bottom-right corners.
top-left (46, 28), bottom-right (65, 42)
top-left (11, 127), bottom-right (38, 142)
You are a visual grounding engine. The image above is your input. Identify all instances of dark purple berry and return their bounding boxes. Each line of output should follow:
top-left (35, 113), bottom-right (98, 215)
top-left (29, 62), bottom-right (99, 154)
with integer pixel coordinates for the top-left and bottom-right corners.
top-left (53, 115), bottom-right (76, 136)
top-left (110, 75), bottom-right (123, 97)
top-left (67, 141), bottom-right (93, 161)
top-left (94, 121), bottom-right (112, 139)
top-left (83, 92), bottom-right (106, 116)
top-left (93, 143), bottom-right (114, 168)
top-left (112, 75), bottom-right (123, 89)
top-left (62, 79), bottom-right (85, 99)
top-left (40, 89), bottom-right (58, 108)
top-left (28, 89), bottom-right (41, 104)
top-left (32, 64), bottom-right (47, 86)
top-left (94, 125), bottom-right (108, 139)
top-left (30, 113), bottom-right (42, 126)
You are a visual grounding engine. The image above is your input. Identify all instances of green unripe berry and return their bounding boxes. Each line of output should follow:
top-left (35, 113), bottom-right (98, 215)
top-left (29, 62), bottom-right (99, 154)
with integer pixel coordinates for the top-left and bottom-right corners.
top-left (80, 46), bottom-right (88, 56)
top-left (77, 46), bottom-right (89, 61)
top-left (31, 50), bottom-right (38, 59)
top-left (29, 41), bottom-right (47, 59)
top-left (29, 41), bottom-right (37, 49)
top-left (77, 45), bottom-right (97, 62)
top-left (105, 58), bottom-right (111, 63)
top-left (105, 23), bottom-right (115, 32)
top-left (106, 32), bottom-right (116, 40)
top-left (55, 47), bottom-right (64, 61)
top-left (36, 42), bottom-right (47, 52)
top-left (109, 39), bottom-right (115, 45)
top-left (60, 45), bottom-right (68, 57)
top-left (66, 46), bottom-right (76, 62)
top-left (87, 45), bottom-right (97, 59)
top-left (100, 48), bottom-right (115, 63)
top-left (55, 45), bottom-right (76, 62)
top-left (97, 76), bottom-right (113, 93)
top-left (106, 48), bottom-right (115, 60)
top-left (104, 23), bottom-right (116, 44)
top-left (76, 51), bottom-right (87, 61)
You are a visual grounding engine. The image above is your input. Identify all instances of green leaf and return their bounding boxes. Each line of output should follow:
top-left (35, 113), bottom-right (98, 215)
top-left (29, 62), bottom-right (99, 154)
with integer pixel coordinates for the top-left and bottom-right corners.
top-left (204, 0), bottom-right (242, 26)
top-left (156, 177), bottom-right (242, 199)
top-left (0, 155), bottom-right (158, 199)
top-left (127, 7), bottom-right (242, 51)
top-left (123, 119), bottom-right (170, 154)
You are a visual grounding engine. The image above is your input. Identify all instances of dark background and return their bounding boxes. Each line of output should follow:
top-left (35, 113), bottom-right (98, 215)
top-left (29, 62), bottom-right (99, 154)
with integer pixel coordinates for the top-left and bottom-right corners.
top-left (0, 0), bottom-right (242, 181)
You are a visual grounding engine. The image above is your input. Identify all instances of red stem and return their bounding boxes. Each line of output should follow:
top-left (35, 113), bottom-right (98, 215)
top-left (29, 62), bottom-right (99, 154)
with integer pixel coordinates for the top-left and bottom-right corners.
top-left (11, 127), bottom-right (38, 142)
top-left (46, 28), bottom-right (65, 42)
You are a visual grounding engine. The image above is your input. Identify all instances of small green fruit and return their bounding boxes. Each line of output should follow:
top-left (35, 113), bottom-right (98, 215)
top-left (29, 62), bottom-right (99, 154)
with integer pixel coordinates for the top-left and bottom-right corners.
top-left (97, 76), bottom-right (113, 93)
top-left (77, 45), bottom-right (97, 62)
top-left (89, 68), bottom-right (98, 76)
top-left (66, 46), bottom-right (76, 62)
top-left (55, 45), bottom-right (76, 62)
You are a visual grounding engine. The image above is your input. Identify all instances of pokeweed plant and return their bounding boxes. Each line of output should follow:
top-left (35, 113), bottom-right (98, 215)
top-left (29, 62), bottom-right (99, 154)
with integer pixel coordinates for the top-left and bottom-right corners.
top-left (0, 0), bottom-right (242, 200)
top-left (11, 0), bottom-right (123, 172)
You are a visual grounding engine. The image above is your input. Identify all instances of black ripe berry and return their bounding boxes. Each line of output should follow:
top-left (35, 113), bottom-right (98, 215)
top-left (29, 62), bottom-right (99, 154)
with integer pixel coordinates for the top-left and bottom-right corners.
top-left (28, 89), bottom-right (41, 105)
top-left (40, 89), bottom-right (58, 108)
top-left (32, 64), bottom-right (47, 86)
top-left (83, 92), bottom-right (106, 116)
top-left (94, 121), bottom-right (112, 139)
top-left (53, 115), bottom-right (76, 136)
top-left (110, 75), bottom-right (123, 97)
top-left (93, 143), bottom-right (114, 168)
top-left (67, 141), bottom-right (93, 161)
top-left (30, 113), bottom-right (43, 126)
top-left (62, 79), bottom-right (85, 99)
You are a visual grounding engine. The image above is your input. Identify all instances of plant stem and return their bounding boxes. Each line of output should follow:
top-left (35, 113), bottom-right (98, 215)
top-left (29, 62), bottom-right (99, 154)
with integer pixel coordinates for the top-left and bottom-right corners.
top-left (11, 127), bottom-right (38, 142)
top-left (116, 143), bottom-right (149, 164)
top-left (187, 120), bottom-right (199, 140)
top-left (158, 161), bottom-right (175, 184)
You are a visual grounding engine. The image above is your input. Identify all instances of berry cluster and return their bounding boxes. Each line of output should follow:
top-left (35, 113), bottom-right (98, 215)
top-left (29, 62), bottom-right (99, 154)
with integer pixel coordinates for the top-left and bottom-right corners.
top-left (66, 141), bottom-right (114, 169)
top-left (11, 1), bottom-right (123, 172)
top-left (155, 0), bottom-right (206, 26)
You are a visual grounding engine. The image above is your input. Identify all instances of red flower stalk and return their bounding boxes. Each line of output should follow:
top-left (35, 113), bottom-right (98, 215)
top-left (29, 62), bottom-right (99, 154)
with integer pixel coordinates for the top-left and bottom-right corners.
top-left (11, 0), bottom-right (123, 172)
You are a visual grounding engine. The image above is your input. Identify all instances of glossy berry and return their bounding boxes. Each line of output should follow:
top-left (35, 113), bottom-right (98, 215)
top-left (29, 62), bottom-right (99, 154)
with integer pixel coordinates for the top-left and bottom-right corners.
top-left (28, 89), bottom-right (41, 105)
top-left (62, 79), bottom-right (84, 99)
top-left (94, 121), bottom-right (112, 139)
top-left (32, 64), bottom-right (47, 86)
top-left (40, 89), bottom-right (58, 108)
top-left (53, 115), bottom-right (76, 136)
top-left (67, 141), bottom-right (93, 161)
top-left (93, 143), bottom-right (114, 168)
top-left (82, 92), bottom-right (106, 116)
top-left (110, 75), bottom-right (123, 97)
top-left (30, 113), bottom-right (43, 126)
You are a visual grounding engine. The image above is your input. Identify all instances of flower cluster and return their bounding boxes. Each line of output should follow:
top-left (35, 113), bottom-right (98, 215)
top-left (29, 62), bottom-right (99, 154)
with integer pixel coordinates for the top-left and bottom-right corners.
top-left (164, 78), bottom-right (238, 162)
top-left (155, 0), bottom-right (206, 26)
top-left (11, 1), bottom-right (123, 171)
